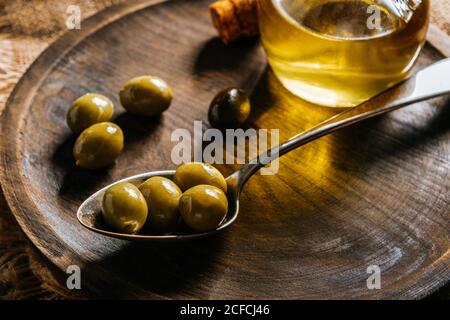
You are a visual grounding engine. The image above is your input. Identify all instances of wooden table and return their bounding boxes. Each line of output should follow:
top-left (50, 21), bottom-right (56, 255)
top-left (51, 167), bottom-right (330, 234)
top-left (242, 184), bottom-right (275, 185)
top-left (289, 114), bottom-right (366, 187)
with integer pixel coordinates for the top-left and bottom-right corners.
top-left (0, 0), bottom-right (449, 299)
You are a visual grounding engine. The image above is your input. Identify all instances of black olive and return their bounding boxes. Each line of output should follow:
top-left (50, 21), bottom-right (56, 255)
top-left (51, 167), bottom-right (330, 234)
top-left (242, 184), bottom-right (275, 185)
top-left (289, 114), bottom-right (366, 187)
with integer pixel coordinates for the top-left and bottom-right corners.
top-left (208, 88), bottom-right (251, 129)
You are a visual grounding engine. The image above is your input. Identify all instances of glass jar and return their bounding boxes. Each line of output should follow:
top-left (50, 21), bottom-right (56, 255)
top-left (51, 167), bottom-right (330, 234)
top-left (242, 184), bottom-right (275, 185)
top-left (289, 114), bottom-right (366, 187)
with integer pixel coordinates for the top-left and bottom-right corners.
top-left (258, 0), bottom-right (430, 107)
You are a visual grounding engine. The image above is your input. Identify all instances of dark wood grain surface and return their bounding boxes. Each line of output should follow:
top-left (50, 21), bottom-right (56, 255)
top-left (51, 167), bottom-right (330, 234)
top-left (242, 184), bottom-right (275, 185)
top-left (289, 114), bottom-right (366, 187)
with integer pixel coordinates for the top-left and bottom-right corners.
top-left (1, 0), bottom-right (449, 299)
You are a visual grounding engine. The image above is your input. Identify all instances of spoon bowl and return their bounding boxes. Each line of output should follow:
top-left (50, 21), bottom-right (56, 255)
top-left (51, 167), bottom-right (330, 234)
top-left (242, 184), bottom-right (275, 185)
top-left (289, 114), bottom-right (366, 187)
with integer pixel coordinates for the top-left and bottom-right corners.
top-left (77, 170), bottom-right (241, 241)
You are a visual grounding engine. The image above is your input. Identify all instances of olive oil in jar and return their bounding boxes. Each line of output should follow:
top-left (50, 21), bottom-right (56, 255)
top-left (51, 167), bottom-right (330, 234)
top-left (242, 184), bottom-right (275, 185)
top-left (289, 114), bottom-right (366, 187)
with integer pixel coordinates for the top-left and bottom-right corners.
top-left (258, 0), bottom-right (429, 107)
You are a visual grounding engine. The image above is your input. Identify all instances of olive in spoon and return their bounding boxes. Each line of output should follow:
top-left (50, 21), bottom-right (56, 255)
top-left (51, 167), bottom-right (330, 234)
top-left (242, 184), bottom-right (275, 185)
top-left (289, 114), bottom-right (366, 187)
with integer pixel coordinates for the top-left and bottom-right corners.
top-left (77, 58), bottom-right (450, 241)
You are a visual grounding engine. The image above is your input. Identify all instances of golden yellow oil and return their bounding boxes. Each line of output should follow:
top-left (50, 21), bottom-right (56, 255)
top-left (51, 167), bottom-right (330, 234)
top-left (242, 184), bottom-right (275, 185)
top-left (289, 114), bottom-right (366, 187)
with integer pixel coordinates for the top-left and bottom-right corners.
top-left (258, 0), bottom-right (429, 107)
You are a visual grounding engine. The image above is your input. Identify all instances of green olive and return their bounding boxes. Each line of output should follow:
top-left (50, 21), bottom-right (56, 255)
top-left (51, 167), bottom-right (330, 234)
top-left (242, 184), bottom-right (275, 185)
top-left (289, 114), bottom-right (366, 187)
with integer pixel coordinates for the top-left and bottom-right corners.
top-left (73, 122), bottom-right (124, 169)
top-left (119, 75), bottom-right (173, 116)
top-left (208, 88), bottom-right (250, 129)
top-left (173, 162), bottom-right (227, 193)
top-left (67, 93), bottom-right (114, 133)
top-left (179, 185), bottom-right (228, 231)
top-left (102, 182), bottom-right (148, 234)
top-left (139, 176), bottom-right (182, 231)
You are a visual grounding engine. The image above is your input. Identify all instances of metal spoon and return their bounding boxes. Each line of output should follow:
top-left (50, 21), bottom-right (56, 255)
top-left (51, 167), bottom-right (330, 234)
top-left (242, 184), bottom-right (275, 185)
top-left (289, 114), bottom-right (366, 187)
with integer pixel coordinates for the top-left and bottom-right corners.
top-left (77, 58), bottom-right (450, 241)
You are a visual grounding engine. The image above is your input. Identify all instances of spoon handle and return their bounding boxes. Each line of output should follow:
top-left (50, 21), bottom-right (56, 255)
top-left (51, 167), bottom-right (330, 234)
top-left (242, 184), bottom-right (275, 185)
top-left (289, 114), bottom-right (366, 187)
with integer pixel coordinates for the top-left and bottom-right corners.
top-left (233, 58), bottom-right (450, 187)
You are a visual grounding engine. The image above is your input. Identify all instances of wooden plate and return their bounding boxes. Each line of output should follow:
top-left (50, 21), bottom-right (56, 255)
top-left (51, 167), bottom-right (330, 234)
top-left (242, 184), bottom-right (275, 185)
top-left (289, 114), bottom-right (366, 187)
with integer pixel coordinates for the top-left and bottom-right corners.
top-left (1, 0), bottom-right (449, 299)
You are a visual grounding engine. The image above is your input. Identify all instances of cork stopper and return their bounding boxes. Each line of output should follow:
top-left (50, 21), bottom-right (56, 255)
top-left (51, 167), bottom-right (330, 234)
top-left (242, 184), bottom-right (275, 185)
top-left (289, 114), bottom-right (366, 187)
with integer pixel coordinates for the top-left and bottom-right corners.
top-left (209, 0), bottom-right (259, 44)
